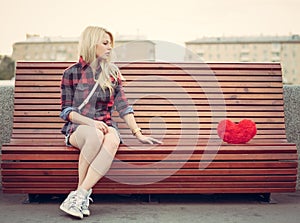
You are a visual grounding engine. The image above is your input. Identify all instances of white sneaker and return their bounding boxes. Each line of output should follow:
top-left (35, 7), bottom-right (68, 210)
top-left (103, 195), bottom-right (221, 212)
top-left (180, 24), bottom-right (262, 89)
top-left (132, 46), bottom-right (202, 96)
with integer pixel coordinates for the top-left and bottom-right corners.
top-left (59, 191), bottom-right (85, 219)
top-left (82, 189), bottom-right (93, 216)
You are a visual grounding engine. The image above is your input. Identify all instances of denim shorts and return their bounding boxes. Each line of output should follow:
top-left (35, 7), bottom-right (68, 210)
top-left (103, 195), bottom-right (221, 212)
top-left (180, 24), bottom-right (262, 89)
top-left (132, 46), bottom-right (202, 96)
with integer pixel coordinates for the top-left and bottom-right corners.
top-left (65, 134), bottom-right (73, 147)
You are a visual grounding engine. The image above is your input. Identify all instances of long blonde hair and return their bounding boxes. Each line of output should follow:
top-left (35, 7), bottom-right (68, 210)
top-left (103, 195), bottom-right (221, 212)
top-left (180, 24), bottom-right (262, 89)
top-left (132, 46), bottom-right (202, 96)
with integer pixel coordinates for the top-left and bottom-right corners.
top-left (78, 26), bottom-right (122, 95)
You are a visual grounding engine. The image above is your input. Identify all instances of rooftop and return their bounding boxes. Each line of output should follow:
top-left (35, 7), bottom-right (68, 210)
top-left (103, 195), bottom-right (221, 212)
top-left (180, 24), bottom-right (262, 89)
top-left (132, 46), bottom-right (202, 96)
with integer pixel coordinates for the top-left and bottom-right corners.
top-left (13, 34), bottom-right (149, 45)
top-left (186, 34), bottom-right (300, 44)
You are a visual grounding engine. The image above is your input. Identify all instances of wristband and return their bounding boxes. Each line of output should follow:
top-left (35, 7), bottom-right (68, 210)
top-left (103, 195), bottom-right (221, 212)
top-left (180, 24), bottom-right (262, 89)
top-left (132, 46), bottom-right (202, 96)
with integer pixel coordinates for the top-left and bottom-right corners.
top-left (132, 127), bottom-right (142, 136)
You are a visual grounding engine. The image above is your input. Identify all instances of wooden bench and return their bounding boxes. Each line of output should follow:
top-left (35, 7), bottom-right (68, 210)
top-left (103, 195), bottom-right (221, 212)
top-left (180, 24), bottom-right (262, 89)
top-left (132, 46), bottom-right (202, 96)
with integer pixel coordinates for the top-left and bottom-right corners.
top-left (1, 61), bottom-right (298, 202)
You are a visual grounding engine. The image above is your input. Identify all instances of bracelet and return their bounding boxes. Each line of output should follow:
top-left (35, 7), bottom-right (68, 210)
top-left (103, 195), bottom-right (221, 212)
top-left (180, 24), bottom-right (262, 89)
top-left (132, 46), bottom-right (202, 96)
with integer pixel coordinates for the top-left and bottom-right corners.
top-left (132, 127), bottom-right (142, 136)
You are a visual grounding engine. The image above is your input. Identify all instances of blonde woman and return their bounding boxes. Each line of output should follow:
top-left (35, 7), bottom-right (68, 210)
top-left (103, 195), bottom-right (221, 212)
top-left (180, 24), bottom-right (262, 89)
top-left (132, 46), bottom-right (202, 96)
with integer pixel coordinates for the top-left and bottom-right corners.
top-left (59, 26), bottom-right (161, 219)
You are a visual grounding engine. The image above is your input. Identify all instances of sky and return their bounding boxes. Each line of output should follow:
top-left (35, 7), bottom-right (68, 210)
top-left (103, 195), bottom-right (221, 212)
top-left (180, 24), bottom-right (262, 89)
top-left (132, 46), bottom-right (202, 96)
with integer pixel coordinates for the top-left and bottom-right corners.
top-left (0, 0), bottom-right (299, 55)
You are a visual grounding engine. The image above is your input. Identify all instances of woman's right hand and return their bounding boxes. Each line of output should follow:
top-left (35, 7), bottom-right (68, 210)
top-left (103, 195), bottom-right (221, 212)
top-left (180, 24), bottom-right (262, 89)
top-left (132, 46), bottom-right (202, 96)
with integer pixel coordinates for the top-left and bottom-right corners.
top-left (69, 111), bottom-right (109, 134)
top-left (90, 120), bottom-right (109, 134)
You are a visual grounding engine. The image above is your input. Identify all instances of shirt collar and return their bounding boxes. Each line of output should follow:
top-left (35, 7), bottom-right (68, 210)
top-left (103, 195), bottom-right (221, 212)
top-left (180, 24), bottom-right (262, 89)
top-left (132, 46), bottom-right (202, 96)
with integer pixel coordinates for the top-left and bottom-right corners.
top-left (79, 56), bottom-right (102, 79)
top-left (79, 56), bottom-right (102, 70)
top-left (79, 56), bottom-right (89, 69)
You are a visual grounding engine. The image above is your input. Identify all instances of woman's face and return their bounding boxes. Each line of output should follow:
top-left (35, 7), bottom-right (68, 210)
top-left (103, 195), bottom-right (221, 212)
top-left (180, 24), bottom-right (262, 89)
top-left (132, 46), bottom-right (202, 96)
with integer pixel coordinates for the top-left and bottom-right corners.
top-left (96, 33), bottom-right (112, 59)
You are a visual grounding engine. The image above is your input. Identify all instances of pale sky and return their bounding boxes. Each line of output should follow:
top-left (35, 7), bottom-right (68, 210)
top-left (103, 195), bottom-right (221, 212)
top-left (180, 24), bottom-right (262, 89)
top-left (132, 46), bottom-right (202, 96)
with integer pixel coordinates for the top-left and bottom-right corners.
top-left (0, 0), bottom-right (299, 55)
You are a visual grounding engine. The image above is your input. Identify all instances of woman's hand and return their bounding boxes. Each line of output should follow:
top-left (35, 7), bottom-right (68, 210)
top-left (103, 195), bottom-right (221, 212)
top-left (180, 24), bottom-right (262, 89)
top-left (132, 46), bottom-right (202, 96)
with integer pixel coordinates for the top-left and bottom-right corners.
top-left (90, 120), bottom-right (109, 134)
top-left (69, 112), bottom-right (109, 134)
top-left (135, 132), bottom-right (162, 145)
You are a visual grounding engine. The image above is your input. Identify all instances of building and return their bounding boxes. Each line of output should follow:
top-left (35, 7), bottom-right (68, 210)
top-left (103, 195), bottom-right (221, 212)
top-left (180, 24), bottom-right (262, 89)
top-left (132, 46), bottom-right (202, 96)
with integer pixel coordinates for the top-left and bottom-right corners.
top-left (12, 34), bottom-right (78, 61)
top-left (185, 35), bottom-right (300, 85)
top-left (12, 34), bottom-right (155, 62)
top-left (113, 39), bottom-right (155, 61)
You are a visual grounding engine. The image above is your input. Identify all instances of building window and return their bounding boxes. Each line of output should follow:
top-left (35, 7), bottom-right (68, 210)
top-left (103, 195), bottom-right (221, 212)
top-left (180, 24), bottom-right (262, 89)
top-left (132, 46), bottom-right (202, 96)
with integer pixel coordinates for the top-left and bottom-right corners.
top-left (272, 52), bottom-right (280, 62)
top-left (272, 43), bottom-right (281, 52)
top-left (197, 52), bottom-right (204, 58)
top-left (240, 52), bottom-right (250, 62)
top-left (263, 50), bottom-right (268, 61)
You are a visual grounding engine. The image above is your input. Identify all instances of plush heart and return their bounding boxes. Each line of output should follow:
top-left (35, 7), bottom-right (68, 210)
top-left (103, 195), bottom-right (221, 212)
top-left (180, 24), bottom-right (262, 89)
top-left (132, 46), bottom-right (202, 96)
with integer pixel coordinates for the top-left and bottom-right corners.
top-left (217, 119), bottom-right (257, 144)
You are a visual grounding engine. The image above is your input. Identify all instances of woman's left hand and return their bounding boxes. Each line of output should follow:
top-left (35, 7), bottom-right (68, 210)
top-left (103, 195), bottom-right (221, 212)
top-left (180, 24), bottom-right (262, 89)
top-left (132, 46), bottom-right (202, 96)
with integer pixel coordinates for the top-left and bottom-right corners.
top-left (136, 133), bottom-right (162, 145)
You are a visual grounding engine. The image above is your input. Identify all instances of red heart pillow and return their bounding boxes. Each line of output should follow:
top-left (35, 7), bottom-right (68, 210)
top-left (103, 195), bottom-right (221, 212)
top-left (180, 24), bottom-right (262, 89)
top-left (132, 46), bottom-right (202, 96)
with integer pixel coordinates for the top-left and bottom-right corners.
top-left (217, 119), bottom-right (257, 144)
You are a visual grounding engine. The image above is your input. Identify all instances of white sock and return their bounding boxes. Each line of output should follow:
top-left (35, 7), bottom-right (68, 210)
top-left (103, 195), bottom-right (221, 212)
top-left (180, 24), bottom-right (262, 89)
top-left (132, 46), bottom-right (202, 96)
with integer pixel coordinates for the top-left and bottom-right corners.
top-left (77, 187), bottom-right (89, 197)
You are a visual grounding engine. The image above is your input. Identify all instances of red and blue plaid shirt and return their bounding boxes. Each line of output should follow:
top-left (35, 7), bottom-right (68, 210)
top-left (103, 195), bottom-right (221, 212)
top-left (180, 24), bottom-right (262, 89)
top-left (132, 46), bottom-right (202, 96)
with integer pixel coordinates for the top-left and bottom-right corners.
top-left (60, 57), bottom-right (133, 136)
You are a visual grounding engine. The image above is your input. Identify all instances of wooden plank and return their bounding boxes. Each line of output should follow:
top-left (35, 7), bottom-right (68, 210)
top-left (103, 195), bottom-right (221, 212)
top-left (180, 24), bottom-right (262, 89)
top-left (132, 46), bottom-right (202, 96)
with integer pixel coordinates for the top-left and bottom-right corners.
top-left (12, 104), bottom-right (286, 112)
top-left (2, 182), bottom-right (296, 189)
top-left (12, 116), bottom-right (286, 124)
top-left (11, 123), bottom-right (287, 132)
top-left (2, 144), bottom-right (297, 154)
top-left (15, 61), bottom-right (282, 69)
top-left (12, 110), bottom-right (285, 118)
top-left (15, 66), bottom-right (283, 74)
top-left (13, 92), bottom-right (286, 100)
top-left (10, 126), bottom-right (287, 136)
top-left (14, 86), bottom-right (284, 94)
top-left (8, 132), bottom-right (288, 141)
top-left (13, 98), bottom-right (284, 106)
top-left (2, 187), bottom-right (295, 194)
top-left (2, 175), bottom-right (297, 183)
top-left (1, 168), bottom-right (297, 176)
top-left (12, 107), bottom-right (286, 116)
top-left (1, 161), bottom-right (297, 169)
top-left (15, 75), bottom-right (283, 84)
top-left (15, 75), bottom-right (284, 88)
top-left (2, 137), bottom-right (293, 147)
top-left (1, 153), bottom-right (298, 161)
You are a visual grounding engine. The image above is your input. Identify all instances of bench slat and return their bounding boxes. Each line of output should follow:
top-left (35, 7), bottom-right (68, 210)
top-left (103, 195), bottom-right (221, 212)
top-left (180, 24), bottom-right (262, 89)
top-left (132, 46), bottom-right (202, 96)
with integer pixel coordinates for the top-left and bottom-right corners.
top-left (2, 182), bottom-right (296, 189)
top-left (1, 161), bottom-right (297, 169)
top-left (2, 175), bottom-right (296, 183)
top-left (2, 187), bottom-right (295, 194)
top-left (15, 75), bottom-right (284, 88)
top-left (1, 168), bottom-right (297, 176)
top-left (14, 86), bottom-right (284, 94)
top-left (2, 153), bottom-right (298, 161)
top-left (2, 144), bottom-right (297, 154)
top-left (12, 116), bottom-right (286, 124)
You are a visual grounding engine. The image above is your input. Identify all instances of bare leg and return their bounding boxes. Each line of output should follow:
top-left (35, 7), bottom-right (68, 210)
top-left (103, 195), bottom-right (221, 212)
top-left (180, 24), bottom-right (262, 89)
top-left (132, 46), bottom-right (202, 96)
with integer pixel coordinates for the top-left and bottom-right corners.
top-left (69, 125), bottom-right (104, 188)
top-left (80, 127), bottom-right (120, 190)
top-left (60, 125), bottom-right (105, 218)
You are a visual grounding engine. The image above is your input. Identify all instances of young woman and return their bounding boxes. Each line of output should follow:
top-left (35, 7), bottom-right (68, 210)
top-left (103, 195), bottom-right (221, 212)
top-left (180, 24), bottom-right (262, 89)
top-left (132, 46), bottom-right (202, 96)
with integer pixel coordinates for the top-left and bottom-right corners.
top-left (59, 26), bottom-right (161, 219)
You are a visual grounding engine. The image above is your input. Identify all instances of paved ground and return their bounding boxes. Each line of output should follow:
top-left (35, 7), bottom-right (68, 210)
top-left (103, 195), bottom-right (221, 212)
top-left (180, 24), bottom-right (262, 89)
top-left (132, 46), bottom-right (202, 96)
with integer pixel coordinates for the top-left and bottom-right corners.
top-left (1, 190), bottom-right (300, 223)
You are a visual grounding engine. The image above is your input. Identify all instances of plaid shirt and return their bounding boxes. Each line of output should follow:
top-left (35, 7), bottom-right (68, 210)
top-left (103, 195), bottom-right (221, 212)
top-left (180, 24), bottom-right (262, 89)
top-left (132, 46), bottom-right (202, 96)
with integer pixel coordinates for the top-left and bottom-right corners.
top-left (60, 57), bottom-right (133, 136)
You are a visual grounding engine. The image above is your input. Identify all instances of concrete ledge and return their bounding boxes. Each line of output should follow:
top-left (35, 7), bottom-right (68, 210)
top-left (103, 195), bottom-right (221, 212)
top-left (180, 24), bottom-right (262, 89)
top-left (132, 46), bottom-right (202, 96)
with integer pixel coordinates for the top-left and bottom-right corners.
top-left (283, 85), bottom-right (300, 144)
top-left (0, 85), bottom-right (14, 146)
top-left (0, 85), bottom-right (299, 189)
top-left (283, 85), bottom-right (300, 189)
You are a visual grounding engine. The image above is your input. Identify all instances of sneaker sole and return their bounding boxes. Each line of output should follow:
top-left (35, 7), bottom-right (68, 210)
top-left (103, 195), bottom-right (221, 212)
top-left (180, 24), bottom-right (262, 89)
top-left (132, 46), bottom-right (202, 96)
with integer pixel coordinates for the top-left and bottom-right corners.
top-left (60, 204), bottom-right (83, 219)
top-left (82, 210), bottom-right (90, 216)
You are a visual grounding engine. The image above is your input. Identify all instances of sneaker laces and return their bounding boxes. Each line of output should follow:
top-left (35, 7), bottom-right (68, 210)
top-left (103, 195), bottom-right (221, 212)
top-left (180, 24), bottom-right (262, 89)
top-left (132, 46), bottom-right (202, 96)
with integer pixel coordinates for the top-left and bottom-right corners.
top-left (68, 192), bottom-right (85, 211)
top-left (82, 196), bottom-right (93, 209)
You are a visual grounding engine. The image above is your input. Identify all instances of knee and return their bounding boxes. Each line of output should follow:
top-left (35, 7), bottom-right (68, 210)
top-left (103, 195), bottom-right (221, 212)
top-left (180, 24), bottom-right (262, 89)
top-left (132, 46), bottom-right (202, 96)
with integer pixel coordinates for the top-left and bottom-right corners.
top-left (86, 129), bottom-right (104, 147)
top-left (82, 129), bottom-right (104, 153)
top-left (103, 138), bottom-right (120, 155)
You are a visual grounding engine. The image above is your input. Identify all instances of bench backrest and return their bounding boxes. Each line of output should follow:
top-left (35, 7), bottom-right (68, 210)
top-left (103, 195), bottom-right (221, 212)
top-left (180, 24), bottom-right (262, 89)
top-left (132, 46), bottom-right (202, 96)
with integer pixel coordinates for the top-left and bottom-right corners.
top-left (12, 61), bottom-right (287, 142)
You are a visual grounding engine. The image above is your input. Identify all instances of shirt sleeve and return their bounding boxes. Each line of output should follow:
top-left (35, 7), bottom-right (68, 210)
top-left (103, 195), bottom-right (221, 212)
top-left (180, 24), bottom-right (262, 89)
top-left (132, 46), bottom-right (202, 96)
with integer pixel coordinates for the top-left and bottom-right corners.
top-left (60, 69), bottom-right (79, 121)
top-left (114, 76), bottom-right (134, 118)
